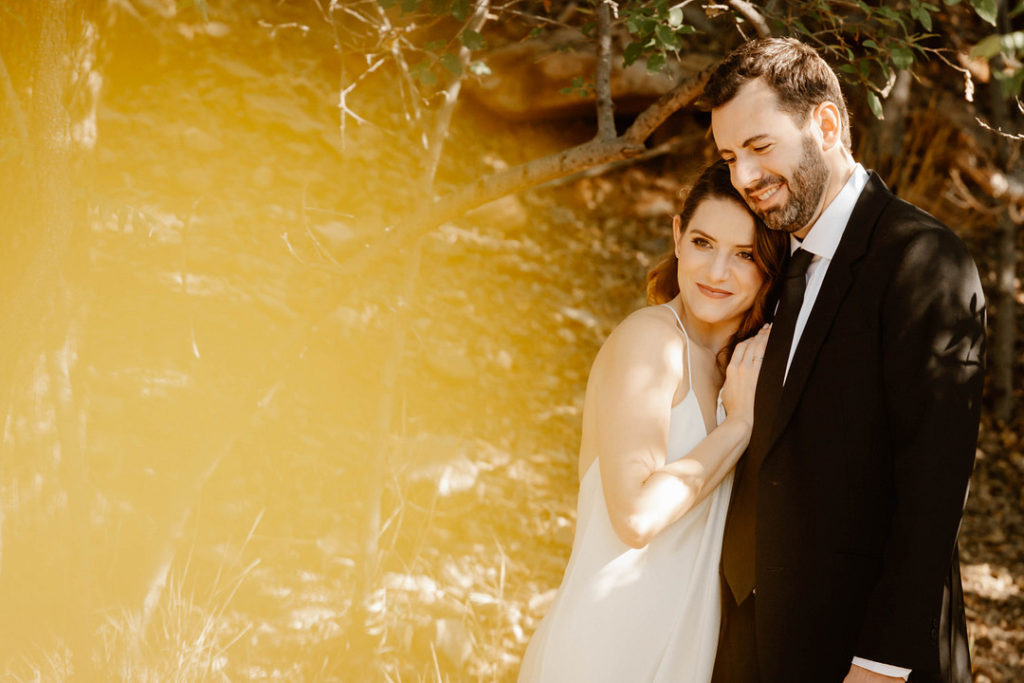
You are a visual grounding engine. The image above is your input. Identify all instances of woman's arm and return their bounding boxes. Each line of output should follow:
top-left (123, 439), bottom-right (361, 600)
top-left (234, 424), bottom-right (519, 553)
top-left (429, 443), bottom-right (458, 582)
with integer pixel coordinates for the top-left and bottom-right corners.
top-left (585, 310), bottom-right (765, 549)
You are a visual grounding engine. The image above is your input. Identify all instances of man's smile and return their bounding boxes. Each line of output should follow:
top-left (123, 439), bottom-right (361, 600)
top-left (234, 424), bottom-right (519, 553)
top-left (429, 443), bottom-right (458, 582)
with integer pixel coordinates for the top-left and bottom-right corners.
top-left (748, 180), bottom-right (785, 208)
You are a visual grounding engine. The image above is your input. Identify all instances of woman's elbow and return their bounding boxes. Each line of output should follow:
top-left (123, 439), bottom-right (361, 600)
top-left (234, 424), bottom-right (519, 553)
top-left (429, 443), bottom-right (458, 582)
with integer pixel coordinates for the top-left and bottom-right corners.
top-left (611, 514), bottom-right (655, 549)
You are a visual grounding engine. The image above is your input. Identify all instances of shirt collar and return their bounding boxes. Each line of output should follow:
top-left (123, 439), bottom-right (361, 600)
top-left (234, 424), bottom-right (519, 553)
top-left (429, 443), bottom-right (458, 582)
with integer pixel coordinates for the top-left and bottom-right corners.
top-left (790, 163), bottom-right (869, 259)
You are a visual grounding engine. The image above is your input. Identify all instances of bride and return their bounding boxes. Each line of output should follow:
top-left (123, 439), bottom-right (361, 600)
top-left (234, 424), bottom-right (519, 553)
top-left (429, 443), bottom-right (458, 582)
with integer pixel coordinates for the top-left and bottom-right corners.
top-left (519, 161), bottom-right (787, 682)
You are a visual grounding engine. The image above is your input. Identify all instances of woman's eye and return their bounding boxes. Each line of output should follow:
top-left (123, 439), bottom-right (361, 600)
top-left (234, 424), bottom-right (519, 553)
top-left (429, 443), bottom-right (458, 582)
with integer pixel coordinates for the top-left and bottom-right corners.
top-left (691, 237), bottom-right (711, 248)
top-left (754, 145), bottom-right (771, 154)
top-left (737, 251), bottom-right (754, 261)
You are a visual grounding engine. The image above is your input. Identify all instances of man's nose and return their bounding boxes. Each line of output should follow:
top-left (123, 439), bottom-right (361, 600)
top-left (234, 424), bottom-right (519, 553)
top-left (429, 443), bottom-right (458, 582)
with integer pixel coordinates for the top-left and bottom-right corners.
top-left (733, 156), bottom-right (762, 192)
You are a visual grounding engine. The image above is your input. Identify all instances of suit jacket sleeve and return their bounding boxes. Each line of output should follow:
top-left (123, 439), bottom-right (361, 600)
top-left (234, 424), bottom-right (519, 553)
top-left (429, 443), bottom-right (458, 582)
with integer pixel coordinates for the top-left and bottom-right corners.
top-left (856, 220), bottom-right (985, 666)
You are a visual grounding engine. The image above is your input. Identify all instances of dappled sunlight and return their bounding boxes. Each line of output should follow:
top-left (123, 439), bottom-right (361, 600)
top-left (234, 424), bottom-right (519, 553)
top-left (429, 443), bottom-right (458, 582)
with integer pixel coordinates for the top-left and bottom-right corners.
top-left (0, 1), bottom-right (656, 679)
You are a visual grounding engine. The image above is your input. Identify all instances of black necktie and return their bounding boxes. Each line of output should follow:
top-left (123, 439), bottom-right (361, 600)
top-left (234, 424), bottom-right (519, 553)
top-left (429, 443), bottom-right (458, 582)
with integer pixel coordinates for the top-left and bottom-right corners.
top-left (722, 247), bottom-right (814, 603)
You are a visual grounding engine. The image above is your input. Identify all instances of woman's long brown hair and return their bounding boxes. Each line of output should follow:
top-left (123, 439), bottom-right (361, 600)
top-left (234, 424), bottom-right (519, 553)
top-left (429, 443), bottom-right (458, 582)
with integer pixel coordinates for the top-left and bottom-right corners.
top-left (646, 161), bottom-right (788, 370)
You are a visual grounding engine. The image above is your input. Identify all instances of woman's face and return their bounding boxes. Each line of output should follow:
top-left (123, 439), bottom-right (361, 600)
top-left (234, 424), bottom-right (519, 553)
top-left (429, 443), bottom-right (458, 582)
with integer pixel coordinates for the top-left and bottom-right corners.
top-left (674, 197), bottom-right (764, 330)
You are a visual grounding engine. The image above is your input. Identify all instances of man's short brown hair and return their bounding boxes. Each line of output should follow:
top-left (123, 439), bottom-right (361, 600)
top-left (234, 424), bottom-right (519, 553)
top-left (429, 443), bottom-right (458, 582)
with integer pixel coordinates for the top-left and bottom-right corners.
top-left (698, 38), bottom-right (852, 150)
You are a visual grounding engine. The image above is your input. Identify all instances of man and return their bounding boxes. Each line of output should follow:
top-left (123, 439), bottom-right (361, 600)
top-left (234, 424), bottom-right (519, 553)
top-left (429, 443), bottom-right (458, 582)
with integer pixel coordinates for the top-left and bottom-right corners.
top-left (700, 38), bottom-right (985, 682)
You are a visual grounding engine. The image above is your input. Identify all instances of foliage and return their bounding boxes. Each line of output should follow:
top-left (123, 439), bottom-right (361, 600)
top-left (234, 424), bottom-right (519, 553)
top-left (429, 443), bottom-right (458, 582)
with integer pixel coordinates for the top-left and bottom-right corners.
top-left (364, 0), bottom-right (1023, 125)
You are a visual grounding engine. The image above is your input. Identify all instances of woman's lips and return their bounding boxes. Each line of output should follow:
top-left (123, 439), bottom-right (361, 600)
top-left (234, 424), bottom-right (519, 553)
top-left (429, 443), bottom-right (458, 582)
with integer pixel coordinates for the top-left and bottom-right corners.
top-left (697, 283), bottom-right (732, 299)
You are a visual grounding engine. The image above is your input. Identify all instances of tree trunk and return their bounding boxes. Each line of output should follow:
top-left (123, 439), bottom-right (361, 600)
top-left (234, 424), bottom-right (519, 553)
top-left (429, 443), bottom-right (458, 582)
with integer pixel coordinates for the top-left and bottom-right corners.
top-left (989, 0), bottom-right (1019, 423)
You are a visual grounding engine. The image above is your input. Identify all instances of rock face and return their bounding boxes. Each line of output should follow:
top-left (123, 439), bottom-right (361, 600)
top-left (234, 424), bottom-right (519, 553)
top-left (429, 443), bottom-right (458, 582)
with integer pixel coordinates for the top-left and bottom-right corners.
top-left (464, 30), bottom-right (713, 121)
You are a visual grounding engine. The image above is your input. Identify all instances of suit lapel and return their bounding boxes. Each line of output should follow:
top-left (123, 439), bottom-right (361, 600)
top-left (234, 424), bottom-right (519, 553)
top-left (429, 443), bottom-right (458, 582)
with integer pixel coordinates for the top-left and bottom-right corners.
top-left (759, 173), bottom-right (895, 458)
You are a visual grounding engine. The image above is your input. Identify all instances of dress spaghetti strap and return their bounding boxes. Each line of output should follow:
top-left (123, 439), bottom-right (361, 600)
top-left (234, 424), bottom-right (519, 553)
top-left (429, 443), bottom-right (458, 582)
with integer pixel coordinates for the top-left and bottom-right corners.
top-left (661, 303), bottom-right (694, 386)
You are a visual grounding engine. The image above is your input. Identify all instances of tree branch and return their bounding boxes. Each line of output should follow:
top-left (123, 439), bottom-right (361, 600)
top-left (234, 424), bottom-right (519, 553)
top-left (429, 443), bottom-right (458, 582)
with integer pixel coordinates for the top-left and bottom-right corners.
top-left (424, 0), bottom-right (490, 185)
top-left (728, 0), bottom-right (771, 38)
top-left (622, 64), bottom-right (712, 144)
top-left (335, 66), bottom-right (712, 282)
top-left (594, 0), bottom-right (616, 141)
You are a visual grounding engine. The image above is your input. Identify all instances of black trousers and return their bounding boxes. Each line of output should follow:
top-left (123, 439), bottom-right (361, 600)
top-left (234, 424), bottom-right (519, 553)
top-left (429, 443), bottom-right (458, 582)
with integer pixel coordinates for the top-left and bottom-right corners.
top-left (711, 580), bottom-right (760, 683)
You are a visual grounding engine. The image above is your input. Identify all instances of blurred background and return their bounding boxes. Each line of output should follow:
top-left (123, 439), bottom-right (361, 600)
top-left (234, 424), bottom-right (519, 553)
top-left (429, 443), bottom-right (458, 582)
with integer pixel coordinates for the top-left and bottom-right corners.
top-left (0, 0), bottom-right (1021, 680)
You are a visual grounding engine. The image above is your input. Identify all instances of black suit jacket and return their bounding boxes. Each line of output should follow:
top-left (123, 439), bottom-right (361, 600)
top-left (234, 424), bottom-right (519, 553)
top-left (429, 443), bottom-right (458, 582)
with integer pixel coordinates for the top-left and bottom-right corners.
top-left (725, 173), bottom-right (985, 682)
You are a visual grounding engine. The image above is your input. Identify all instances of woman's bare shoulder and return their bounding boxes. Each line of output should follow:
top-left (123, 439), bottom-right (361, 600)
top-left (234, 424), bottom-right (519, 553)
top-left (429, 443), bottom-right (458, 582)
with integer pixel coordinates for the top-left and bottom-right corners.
top-left (594, 305), bottom-right (686, 372)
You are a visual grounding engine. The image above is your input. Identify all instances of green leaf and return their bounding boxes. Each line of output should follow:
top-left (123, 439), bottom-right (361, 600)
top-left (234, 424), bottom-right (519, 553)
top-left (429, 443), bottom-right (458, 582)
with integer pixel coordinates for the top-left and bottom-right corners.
top-left (668, 7), bottom-right (683, 27)
top-left (919, 8), bottom-right (932, 30)
top-left (410, 60), bottom-right (437, 85)
top-left (378, 0), bottom-right (399, 9)
top-left (572, 76), bottom-right (584, 88)
top-left (891, 45), bottom-right (914, 70)
top-left (529, 27), bottom-right (543, 38)
top-left (401, 0), bottom-right (418, 13)
top-left (451, 0), bottom-right (468, 20)
top-left (460, 29), bottom-right (487, 50)
top-left (972, 34), bottom-right (1005, 59)
top-left (863, 39), bottom-right (879, 50)
top-left (970, 0), bottom-right (998, 25)
top-left (646, 52), bottom-right (666, 72)
top-left (623, 41), bottom-right (645, 66)
top-left (656, 24), bottom-right (681, 50)
top-left (867, 91), bottom-right (884, 119)
top-left (998, 65), bottom-right (1024, 97)
top-left (943, 0), bottom-right (961, 4)
top-left (468, 60), bottom-right (491, 75)
top-left (440, 53), bottom-right (462, 76)
top-left (425, 39), bottom-right (446, 53)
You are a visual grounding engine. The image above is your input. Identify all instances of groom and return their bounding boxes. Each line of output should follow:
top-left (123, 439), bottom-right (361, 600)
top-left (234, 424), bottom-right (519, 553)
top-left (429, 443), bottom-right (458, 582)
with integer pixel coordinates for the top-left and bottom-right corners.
top-left (700, 39), bottom-right (985, 682)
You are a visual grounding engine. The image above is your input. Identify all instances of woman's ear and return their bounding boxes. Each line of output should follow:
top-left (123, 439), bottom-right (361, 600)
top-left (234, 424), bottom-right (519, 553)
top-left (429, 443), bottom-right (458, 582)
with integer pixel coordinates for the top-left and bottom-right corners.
top-left (672, 214), bottom-right (683, 257)
top-left (814, 101), bottom-right (843, 151)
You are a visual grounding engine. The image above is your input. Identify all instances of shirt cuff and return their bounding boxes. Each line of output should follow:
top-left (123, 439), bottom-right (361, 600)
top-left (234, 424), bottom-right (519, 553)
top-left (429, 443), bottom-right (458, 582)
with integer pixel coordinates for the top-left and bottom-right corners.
top-left (851, 657), bottom-right (911, 680)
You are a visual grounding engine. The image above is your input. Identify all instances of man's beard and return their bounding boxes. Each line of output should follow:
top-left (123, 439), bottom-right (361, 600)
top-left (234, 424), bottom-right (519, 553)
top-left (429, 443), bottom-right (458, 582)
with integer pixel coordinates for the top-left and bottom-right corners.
top-left (748, 135), bottom-right (829, 233)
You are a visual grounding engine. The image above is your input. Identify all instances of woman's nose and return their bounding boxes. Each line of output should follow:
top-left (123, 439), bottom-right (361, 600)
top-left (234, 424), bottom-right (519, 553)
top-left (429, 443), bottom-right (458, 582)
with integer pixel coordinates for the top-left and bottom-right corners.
top-left (708, 252), bottom-right (730, 281)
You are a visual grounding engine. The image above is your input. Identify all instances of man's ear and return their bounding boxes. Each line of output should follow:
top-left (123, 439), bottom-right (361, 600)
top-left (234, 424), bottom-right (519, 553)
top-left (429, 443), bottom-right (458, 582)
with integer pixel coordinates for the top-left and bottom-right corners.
top-left (813, 101), bottom-right (843, 150)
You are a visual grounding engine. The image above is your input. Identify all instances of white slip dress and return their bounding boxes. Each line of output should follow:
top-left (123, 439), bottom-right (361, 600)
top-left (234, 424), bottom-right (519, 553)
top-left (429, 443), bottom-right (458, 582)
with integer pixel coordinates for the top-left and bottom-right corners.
top-left (518, 304), bottom-right (732, 683)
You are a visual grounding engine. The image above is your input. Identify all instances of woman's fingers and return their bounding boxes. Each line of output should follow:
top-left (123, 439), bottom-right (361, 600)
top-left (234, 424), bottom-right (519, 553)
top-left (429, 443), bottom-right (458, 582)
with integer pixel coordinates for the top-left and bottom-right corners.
top-left (747, 324), bottom-right (771, 365)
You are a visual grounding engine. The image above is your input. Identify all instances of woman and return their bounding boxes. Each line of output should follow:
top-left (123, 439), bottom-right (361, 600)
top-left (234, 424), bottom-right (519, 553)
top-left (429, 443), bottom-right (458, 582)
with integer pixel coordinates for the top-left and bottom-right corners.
top-left (518, 161), bottom-right (787, 682)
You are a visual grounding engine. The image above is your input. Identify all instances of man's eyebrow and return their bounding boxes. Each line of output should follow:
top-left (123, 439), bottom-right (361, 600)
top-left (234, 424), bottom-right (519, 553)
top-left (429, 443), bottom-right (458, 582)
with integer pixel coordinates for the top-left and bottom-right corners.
top-left (717, 134), bottom-right (769, 156)
top-left (741, 134), bottom-right (770, 148)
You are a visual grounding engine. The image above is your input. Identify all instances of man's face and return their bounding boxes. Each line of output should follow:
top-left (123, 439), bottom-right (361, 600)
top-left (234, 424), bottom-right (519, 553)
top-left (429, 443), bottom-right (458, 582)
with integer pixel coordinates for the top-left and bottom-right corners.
top-left (711, 79), bottom-right (830, 236)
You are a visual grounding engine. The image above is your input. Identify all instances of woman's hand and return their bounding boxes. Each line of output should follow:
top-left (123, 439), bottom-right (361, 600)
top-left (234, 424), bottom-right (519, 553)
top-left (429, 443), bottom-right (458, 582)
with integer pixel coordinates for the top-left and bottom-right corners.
top-left (721, 324), bottom-right (771, 429)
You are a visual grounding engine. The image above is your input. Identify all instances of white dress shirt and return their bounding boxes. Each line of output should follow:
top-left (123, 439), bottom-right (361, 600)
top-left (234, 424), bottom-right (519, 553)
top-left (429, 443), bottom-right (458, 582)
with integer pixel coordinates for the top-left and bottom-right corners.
top-left (782, 164), bottom-right (912, 681)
